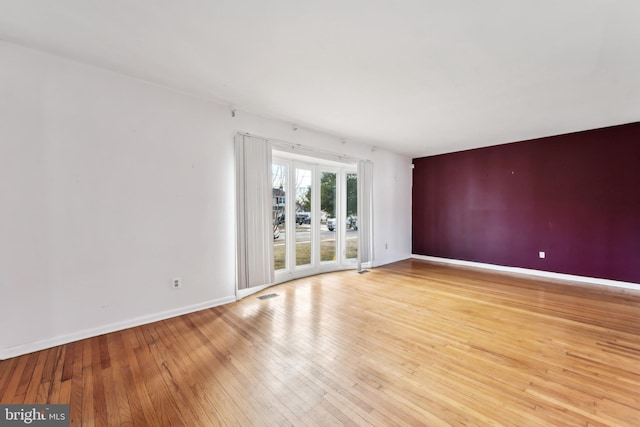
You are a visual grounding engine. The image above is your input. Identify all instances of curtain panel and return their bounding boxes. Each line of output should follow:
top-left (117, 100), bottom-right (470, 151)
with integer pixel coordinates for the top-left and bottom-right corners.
top-left (357, 160), bottom-right (374, 269)
top-left (235, 134), bottom-right (274, 290)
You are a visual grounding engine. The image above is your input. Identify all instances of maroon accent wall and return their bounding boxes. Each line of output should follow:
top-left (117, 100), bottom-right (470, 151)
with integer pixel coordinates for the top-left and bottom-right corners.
top-left (412, 122), bottom-right (640, 284)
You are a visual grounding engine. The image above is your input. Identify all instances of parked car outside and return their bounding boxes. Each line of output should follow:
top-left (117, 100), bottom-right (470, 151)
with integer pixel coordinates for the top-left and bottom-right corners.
top-left (296, 212), bottom-right (311, 225)
top-left (328, 217), bottom-right (359, 231)
top-left (348, 215), bottom-right (358, 230)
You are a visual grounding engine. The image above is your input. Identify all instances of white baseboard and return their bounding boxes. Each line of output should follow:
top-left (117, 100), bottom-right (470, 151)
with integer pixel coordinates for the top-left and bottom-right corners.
top-left (412, 255), bottom-right (640, 291)
top-left (237, 263), bottom-right (370, 300)
top-left (0, 295), bottom-right (237, 361)
top-left (237, 264), bottom-right (363, 300)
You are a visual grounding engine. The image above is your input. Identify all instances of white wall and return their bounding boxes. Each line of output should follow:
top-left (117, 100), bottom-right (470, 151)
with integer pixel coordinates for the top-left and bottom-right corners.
top-left (372, 151), bottom-right (413, 267)
top-left (0, 41), bottom-right (412, 359)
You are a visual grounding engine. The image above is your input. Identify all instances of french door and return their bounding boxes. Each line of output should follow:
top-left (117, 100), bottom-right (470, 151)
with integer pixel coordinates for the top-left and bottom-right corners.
top-left (272, 154), bottom-right (357, 282)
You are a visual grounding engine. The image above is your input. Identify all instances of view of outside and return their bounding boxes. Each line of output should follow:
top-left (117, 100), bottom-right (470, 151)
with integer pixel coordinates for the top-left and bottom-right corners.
top-left (320, 172), bottom-right (336, 261)
top-left (272, 164), bottom-right (286, 271)
top-left (273, 164), bottom-right (358, 271)
top-left (295, 168), bottom-right (312, 267)
top-left (346, 172), bottom-right (358, 259)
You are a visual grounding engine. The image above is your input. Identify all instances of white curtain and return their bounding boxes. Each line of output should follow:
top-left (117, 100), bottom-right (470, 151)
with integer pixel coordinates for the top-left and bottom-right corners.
top-left (235, 134), bottom-right (274, 290)
top-left (357, 160), bottom-right (374, 269)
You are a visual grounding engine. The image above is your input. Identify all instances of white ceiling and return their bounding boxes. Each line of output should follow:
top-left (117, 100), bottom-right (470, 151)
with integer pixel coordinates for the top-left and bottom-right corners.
top-left (1, 1), bottom-right (639, 157)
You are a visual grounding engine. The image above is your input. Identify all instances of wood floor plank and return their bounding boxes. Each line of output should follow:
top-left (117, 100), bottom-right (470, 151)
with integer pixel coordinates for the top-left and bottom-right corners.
top-left (90, 338), bottom-right (108, 427)
top-left (105, 334), bottom-right (133, 426)
top-left (22, 351), bottom-right (47, 403)
top-left (0, 357), bottom-right (18, 399)
top-left (14, 352), bottom-right (39, 397)
top-left (60, 341), bottom-right (76, 382)
top-left (2, 259), bottom-right (640, 425)
top-left (68, 339), bottom-right (85, 425)
top-left (40, 346), bottom-right (62, 388)
top-left (80, 339), bottom-right (95, 427)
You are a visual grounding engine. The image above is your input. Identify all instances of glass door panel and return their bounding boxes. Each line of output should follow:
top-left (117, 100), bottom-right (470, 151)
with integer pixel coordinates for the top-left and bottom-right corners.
top-left (346, 172), bottom-right (358, 260)
top-left (272, 151), bottom-right (359, 281)
top-left (272, 164), bottom-right (287, 271)
top-left (295, 167), bottom-right (312, 267)
top-left (320, 171), bottom-right (337, 262)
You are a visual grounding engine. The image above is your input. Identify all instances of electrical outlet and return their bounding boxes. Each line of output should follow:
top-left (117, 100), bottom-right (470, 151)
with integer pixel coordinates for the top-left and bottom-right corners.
top-left (539, 251), bottom-right (545, 259)
top-left (385, 243), bottom-right (388, 250)
top-left (171, 277), bottom-right (182, 289)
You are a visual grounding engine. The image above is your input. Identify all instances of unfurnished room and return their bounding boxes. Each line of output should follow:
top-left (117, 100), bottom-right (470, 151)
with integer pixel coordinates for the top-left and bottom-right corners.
top-left (1, 1), bottom-right (640, 426)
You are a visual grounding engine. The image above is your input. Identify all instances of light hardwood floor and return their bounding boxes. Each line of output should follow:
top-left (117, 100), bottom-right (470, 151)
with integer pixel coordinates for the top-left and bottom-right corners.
top-left (2, 259), bottom-right (640, 426)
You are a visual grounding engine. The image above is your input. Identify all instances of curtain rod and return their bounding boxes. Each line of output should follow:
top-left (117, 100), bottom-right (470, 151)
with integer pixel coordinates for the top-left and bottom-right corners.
top-left (237, 132), bottom-right (362, 164)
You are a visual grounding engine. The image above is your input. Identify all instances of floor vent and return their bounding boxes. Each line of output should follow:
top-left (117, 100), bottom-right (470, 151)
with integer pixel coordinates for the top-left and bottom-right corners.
top-left (358, 270), bottom-right (370, 274)
top-left (257, 293), bottom-right (279, 300)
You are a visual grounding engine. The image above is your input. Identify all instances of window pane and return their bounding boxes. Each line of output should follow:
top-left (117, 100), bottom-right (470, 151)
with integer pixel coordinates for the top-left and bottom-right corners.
top-left (295, 168), bottom-right (312, 267)
top-left (320, 172), bottom-right (336, 262)
top-left (272, 164), bottom-right (287, 271)
top-left (346, 172), bottom-right (358, 260)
